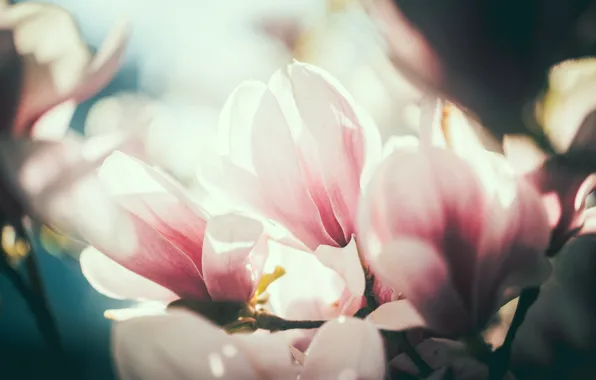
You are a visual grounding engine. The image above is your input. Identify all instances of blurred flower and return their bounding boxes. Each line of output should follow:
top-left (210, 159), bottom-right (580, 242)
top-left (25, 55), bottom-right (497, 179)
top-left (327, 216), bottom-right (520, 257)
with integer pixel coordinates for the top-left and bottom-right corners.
top-left (0, 3), bottom-right (139, 256)
top-left (294, 0), bottom-right (423, 141)
top-left (200, 61), bottom-right (396, 320)
top-left (358, 108), bottom-right (552, 337)
top-left (112, 310), bottom-right (385, 380)
top-left (366, 0), bottom-right (596, 147)
top-left (0, 2), bottom-right (128, 136)
top-left (80, 151), bottom-right (269, 306)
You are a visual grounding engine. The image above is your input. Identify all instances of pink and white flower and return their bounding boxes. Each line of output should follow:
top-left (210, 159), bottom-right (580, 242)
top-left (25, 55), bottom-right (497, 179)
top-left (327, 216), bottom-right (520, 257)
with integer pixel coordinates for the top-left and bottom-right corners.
top-left (80, 151), bottom-right (270, 305)
top-left (358, 105), bottom-right (553, 337)
top-left (200, 61), bottom-right (394, 323)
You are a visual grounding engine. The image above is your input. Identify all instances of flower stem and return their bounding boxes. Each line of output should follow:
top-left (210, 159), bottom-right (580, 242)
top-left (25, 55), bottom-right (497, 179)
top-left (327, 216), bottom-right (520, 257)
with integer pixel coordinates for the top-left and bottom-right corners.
top-left (489, 287), bottom-right (540, 379)
top-left (255, 313), bottom-right (326, 331)
top-left (0, 228), bottom-right (64, 354)
top-left (384, 330), bottom-right (433, 378)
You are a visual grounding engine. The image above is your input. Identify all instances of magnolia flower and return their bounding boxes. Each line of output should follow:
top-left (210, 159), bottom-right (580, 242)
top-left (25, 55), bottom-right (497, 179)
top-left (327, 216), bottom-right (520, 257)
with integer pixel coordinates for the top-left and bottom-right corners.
top-left (0, 4), bottom-right (136, 253)
top-left (80, 151), bottom-right (271, 314)
top-left (112, 310), bottom-right (386, 380)
top-left (358, 106), bottom-right (552, 337)
top-left (200, 61), bottom-right (394, 322)
top-left (0, 2), bottom-right (128, 136)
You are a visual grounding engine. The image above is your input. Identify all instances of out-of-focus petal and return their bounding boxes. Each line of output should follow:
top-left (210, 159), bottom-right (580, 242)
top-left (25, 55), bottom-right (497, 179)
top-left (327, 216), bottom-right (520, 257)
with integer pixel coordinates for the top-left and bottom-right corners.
top-left (313, 237), bottom-right (365, 299)
top-left (202, 213), bottom-right (267, 301)
top-left (541, 58), bottom-right (596, 156)
top-left (30, 100), bottom-right (75, 140)
top-left (5, 3), bottom-right (128, 135)
top-left (367, 299), bottom-right (425, 331)
top-left (233, 331), bottom-right (300, 380)
top-left (0, 137), bottom-right (138, 254)
top-left (301, 317), bottom-right (385, 380)
top-left (113, 311), bottom-right (262, 380)
top-left (80, 246), bottom-right (177, 301)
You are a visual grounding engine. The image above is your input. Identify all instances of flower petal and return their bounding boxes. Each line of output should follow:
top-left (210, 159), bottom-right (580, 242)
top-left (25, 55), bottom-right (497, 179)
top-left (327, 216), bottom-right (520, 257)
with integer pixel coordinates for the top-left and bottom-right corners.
top-left (250, 84), bottom-right (337, 249)
top-left (288, 62), bottom-right (373, 241)
top-left (233, 331), bottom-right (300, 380)
top-left (113, 311), bottom-right (261, 380)
top-left (367, 300), bottom-right (425, 331)
top-left (202, 213), bottom-right (267, 301)
top-left (264, 241), bottom-right (347, 322)
top-left (371, 238), bottom-right (470, 335)
top-left (301, 317), bottom-right (385, 380)
top-left (80, 246), bottom-right (177, 301)
top-left (314, 237), bottom-right (365, 299)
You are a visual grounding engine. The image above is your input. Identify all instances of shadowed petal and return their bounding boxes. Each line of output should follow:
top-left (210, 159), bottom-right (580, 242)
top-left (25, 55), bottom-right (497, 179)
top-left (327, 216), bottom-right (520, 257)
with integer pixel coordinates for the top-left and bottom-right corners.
top-left (374, 239), bottom-right (470, 335)
top-left (367, 300), bottom-right (425, 331)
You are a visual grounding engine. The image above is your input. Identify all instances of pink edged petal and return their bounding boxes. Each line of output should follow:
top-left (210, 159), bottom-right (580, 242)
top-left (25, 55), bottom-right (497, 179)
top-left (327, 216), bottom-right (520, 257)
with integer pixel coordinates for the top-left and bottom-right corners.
top-left (30, 100), bottom-right (75, 140)
top-left (99, 152), bottom-right (209, 269)
top-left (264, 240), bottom-right (347, 322)
top-left (268, 67), bottom-right (347, 246)
top-left (202, 213), bottom-right (267, 301)
top-left (250, 84), bottom-right (337, 249)
top-left (80, 246), bottom-right (177, 301)
top-left (288, 62), bottom-right (370, 241)
top-left (314, 237), bottom-right (365, 299)
top-left (301, 317), bottom-right (385, 380)
top-left (233, 330), bottom-right (300, 380)
top-left (367, 300), bottom-right (426, 331)
top-left (372, 238), bottom-right (470, 335)
top-left (96, 208), bottom-right (209, 300)
top-left (71, 20), bottom-right (129, 104)
top-left (113, 310), bottom-right (261, 380)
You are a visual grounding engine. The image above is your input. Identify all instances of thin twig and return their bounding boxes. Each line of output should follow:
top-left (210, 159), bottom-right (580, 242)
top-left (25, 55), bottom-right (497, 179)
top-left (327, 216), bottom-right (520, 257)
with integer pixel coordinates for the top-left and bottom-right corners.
top-left (489, 287), bottom-right (540, 380)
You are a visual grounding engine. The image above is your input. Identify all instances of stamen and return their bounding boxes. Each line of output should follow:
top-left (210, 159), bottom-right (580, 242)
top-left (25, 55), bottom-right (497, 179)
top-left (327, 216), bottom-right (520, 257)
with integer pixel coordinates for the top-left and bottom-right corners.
top-left (254, 266), bottom-right (286, 297)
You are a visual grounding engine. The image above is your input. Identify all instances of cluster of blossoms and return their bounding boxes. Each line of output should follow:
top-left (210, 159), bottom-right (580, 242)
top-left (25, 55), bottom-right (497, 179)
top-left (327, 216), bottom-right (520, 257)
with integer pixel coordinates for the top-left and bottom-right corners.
top-left (2, 1), bottom-right (596, 380)
top-left (73, 58), bottom-right (596, 379)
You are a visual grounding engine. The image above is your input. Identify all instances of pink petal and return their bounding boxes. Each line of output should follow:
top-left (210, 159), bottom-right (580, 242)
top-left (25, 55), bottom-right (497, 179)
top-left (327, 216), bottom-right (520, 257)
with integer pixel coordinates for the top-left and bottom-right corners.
top-left (268, 68), bottom-right (347, 246)
top-left (288, 62), bottom-right (370, 242)
top-left (314, 237), bottom-right (365, 299)
top-left (113, 310), bottom-right (262, 380)
top-left (94, 194), bottom-right (209, 300)
top-left (371, 238), bottom-right (470, 335)
top-left (367, 300), bottom-right (426, 331)
top-left (99, 152), bottom-right (209, 269)
top-left (250, 84), bottom-right (337, 249)
top-left (71, 20), bottom-right (129, 104)
top-left (301, 317), bottom-right (385, 380)
top-left (80, 246), bottom-right (177, 301)
top-left (202, 213), bottom-right (267, 301)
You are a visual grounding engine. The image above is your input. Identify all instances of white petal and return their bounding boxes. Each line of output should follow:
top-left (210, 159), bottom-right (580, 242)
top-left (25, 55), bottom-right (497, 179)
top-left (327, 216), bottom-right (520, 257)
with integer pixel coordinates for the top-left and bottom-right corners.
top-left (301, 317), bottom-right (385, 380)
